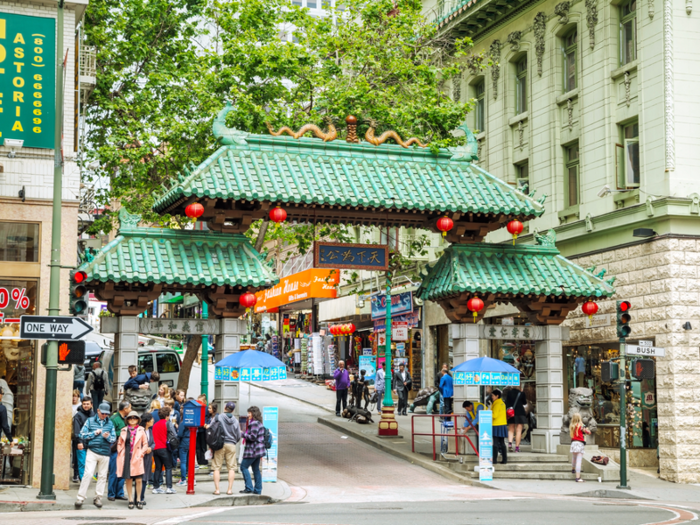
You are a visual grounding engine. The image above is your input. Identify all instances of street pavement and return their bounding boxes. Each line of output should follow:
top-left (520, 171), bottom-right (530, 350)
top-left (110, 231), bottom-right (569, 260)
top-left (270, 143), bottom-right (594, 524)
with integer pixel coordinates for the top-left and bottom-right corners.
top-left (2, 379), bottom-right (699, 524)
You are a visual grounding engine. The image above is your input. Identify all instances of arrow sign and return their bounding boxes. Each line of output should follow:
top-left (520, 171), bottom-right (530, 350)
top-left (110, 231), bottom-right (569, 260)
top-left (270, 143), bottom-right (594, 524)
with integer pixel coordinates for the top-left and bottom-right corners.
top-left (20, 315), bottom-right (94, 341)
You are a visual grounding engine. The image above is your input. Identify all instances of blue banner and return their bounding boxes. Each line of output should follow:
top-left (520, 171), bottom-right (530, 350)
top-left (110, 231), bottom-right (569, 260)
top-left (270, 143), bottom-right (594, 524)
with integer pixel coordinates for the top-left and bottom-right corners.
top-left (262, 406), bottom-right (279, 483)
top-left (213, 366), bottom-right (287, 382)
top-left (478, 410), bottom-right (493, 482)
top-left (358, 356), bottom-right (377, 382)
top-left (371, 291), bottom-right (413, 319)
top-left (454, 371), bottom-right (519, 386)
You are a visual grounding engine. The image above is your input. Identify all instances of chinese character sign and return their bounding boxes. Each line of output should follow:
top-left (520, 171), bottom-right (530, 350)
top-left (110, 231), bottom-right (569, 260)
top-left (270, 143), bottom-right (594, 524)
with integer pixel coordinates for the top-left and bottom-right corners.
top-left (314, 242), bottom-right (389, 271)
top-left (0, 13), bottom-right (56, 148)
top-left (454, 371), bottom-right (520, 386)
top-left (214, 366), bottom-right (287, 382)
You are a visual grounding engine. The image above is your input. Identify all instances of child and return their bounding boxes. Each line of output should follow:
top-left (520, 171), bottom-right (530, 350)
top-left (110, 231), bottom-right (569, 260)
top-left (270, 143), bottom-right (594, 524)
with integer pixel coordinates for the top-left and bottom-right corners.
top-left (118, 366), bottom-right (140, 398)
top-left (570, 413), bottom-right (591, 482)
top-left (123, 370), bottom-right (160, 391)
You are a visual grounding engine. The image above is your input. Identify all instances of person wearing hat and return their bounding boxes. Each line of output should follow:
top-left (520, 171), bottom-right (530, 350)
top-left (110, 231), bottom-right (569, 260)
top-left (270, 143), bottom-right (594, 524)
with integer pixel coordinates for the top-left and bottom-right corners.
top-left (75, 402), bottom-right (116, 509)
top-left (209, 401), bottom-right (241, 496)
top-left (117, 411), bottom-right (150, 509)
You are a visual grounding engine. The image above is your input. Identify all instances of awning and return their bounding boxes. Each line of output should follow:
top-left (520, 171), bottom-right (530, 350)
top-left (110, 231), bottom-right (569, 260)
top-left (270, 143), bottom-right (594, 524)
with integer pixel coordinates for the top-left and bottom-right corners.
top-left (161, 294), bottom-right (184, 304)
top-left (254, 268), bottom-right (339, 313)
top-left (318, 295), bottom-right (358, 322)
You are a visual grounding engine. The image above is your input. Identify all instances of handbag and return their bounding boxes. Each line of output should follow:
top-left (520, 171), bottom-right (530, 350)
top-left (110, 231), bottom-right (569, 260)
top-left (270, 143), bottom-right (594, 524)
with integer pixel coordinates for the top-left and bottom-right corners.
top-left (591, 455), bottom-right (609, 466)
top-left (506, 408), bottom-right (515, 419)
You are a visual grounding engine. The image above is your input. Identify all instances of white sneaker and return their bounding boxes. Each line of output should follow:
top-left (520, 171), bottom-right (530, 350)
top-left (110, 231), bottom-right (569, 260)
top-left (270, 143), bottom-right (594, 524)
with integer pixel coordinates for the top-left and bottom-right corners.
top-left (165, 488), bottom-right (177, 494)
top-left (177, 479), bottom-right (187, 486)
top-left (152, 487), bottom-right (165, 494)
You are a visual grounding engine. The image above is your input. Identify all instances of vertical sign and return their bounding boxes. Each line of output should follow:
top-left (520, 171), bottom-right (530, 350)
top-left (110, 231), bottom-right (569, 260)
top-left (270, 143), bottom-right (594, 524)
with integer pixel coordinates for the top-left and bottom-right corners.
top-left (0, 12), bottom-right (56, 148)
top-left (478, 410), bottom-right (493, 482)
top-left (358, 355), bottom-right (376, 382)
top-left (262, 406), bottom-right (278, 483)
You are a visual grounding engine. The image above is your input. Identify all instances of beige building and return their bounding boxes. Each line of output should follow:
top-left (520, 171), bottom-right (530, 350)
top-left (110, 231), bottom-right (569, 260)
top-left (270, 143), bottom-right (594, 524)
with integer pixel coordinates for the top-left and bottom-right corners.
top-left (0, 0), bottom-right (89, 489)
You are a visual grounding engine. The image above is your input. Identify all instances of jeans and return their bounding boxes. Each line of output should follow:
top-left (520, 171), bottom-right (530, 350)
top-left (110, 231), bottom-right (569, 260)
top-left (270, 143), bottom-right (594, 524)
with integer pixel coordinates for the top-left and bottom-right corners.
top-left (240, 456), bottom-right (262, 494)
top-left (397, 389), bottom-right (408, 415)
top-left (179, 445), bottom-right (189, 481)
top-left (376, 389), bottom-right (384, 413)
top-left (72, 441), bottom-right (79, 478)
top-left (493, 436), bottom-right (507, 464)
top-left (73, 380), bottom-right (85, 399)
top-left (153, 449), bottom-right (173, 489)
top-left (77, 448), bottom-right (86, 479)
top-left (335, 389), bottom-right (348, 415)
top-left (77, 449), bottom-right (109, 502)
top-left (91, 390), bottom-right (104, 409)
top-left (442, 397), bottom-right (453, 422)
top-left (108, 450), bottom-right (125, 498)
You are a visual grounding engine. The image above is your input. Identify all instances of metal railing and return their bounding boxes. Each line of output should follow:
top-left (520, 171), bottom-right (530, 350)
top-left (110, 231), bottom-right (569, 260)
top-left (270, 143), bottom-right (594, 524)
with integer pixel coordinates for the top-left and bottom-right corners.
top-left (411, 413), bottom-right (478, 461)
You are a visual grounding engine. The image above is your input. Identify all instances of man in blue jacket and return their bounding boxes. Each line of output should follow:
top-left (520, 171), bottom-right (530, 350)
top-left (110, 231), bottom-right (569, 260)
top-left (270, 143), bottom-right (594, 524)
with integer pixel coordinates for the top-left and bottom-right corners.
top-left (123, 370), bottom-right (160, 391)
top-left (439, 370), bottom-right (454, 422)
top-left (75, 402), bottom-right (116, 509)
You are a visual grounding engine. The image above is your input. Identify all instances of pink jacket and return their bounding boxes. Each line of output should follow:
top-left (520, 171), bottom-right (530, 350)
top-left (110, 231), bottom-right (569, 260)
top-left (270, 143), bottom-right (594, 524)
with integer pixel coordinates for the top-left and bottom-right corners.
top-left (117, 425), bottom-right (149, 478)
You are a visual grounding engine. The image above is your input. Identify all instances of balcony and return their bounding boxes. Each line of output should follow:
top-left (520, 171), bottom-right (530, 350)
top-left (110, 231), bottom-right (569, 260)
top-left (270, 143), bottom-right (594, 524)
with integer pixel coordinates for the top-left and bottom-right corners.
top-left (428, 0), bottom-right (534, 39)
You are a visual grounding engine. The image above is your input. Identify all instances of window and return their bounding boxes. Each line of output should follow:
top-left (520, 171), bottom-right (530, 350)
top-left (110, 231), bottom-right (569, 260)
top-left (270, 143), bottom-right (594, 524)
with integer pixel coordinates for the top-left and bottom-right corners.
top-left (138, 354), bottom-right (154, 374)
top-left (0, 223), bottom-right (39, 262)
top-left (474, 80), bottom-right (485, 133)
top-left (563, 29), bottom-right (577, 92)
top-left (516, 161), bottom-right (529, 194)
top-left (618, 121), bottom-right (640, 188)
top-left (620, 0), bottom-right (637, 65)
top-left (515, 56), bottom-right (528, 114)
top-left (565, 143), bottom-right (580, 207)
top-left (380, 227), bottom-right (399, 251)
top-left (292, 0), bottom-right (302, 5)
top-left (307, 0), bottom-right (317, 7)
top-left (157, 352), bottom-right (180, 374)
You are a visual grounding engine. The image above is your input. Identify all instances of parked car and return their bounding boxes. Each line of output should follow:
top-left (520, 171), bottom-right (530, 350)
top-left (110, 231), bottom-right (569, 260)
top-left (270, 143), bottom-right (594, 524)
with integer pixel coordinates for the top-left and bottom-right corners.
top-left (99, 345), bottom-right (182, 405)
top-left (84, 341), bottom-right (105, 380)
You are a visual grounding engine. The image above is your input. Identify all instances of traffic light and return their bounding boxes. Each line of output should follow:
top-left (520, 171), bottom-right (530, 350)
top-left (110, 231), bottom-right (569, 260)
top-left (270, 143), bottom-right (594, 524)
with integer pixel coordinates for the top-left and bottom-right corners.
top-left (601, 361), bottom-right (619, 383)
top-left (631, 359), bottom-right (655, 380)
top-left (616, 300), bottom-right (632, 339)
top-left (69, 270), bottom-right (88, 315)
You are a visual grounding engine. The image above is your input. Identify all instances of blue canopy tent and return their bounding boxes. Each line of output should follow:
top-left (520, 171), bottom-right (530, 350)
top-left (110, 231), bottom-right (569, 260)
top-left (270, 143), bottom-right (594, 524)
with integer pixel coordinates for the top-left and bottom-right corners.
top-left (451, 357), bottom-right (521, 386)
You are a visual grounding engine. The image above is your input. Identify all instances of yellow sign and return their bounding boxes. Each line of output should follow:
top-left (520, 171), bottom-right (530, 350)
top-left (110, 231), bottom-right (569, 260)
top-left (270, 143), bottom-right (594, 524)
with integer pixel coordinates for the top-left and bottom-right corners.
top-left (254, 268), bottom-right (339, 313)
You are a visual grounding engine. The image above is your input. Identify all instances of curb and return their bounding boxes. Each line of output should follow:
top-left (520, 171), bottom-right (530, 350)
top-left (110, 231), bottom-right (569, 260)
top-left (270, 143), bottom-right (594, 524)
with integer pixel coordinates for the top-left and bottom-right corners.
top-left (0, 500), bottom-right (74, 512)
top-left (317, 417), bottom-right (494, 490)
top-left (194, 494), bottom-right (273, 507)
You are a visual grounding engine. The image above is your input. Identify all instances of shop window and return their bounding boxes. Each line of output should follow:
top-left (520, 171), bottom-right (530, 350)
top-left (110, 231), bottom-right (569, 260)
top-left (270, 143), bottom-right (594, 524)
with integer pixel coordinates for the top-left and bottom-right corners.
top-left (617, 121), bottom-right (640, 188)
top-left (515, 56), bottom-right (528, 115)
top-left (138, 353), bottom-right (154, 374)
top-left (380, 227), bottom-right (399, 252)
top-left (157, 352), bottom-right (180, 374)
top-left (564, 142), bottom-right (580, 207)
top-left (474, 79), bottom-right (485, 133)
top-left (620, 0), bottom-right (637, 65)
top-left (0, 223), bottom-right (39, 262)
top-left (562, 28), bottom-right (577, 92)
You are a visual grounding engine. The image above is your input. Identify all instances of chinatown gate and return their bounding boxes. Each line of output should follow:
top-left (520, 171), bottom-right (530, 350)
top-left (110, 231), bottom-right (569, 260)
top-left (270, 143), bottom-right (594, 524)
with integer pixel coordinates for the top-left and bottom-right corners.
top-left (79, 105), bottom-right (614, 450)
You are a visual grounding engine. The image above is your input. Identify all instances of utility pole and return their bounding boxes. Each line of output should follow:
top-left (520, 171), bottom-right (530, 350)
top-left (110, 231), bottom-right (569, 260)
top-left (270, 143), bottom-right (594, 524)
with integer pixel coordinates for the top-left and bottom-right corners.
top-left (378, 269), bottom-right (398, 436)
top-left (616, 300), bottom-right (632, 490)
top-left (201, 302), bottom-right (209, 399)
top-left (37, 0), bottom-right (64, 500)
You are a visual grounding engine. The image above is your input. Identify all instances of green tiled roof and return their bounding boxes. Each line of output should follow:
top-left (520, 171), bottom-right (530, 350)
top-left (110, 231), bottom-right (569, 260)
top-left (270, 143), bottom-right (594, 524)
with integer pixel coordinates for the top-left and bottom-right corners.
top-left (152, 106), bottom-right (545, 220)
top-left (79, 210), bottom-right (278, 288)
top-left (417, 243), bottom-right (616, 301)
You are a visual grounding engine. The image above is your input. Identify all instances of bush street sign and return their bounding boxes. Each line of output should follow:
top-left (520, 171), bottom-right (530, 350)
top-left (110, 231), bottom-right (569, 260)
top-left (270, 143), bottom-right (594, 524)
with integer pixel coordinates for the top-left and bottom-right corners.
top-left (626, 344), bottom-right (665, 357)
top-left (20, 315), bottom-right (94, 340)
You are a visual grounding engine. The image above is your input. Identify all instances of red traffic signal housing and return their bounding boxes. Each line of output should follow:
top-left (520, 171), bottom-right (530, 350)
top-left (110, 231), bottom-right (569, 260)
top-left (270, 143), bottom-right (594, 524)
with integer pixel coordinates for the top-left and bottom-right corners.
top-left (73, 270), bottom-right (87, 284)
top-left (616, 300), bottom-right (632, 338)
top-left (631, 359), bottom-right (655, 380)
top-left (619, 300), bottom-right (631, 312)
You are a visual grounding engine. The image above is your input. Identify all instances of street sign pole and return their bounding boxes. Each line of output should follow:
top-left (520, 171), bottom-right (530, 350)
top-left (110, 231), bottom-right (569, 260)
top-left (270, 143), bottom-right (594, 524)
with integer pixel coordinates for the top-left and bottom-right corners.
top-left (37, 0), bottom-right (64, 500)
top-left (201, 302), bottom-right (209, 399)
top-left (378, 269), bottom-right (398, 436)
top-left (617, 340), bottom-right (630, 490)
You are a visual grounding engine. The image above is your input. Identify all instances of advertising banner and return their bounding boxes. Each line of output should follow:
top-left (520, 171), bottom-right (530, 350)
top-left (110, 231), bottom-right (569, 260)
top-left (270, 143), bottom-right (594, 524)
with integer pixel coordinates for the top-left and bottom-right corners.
top-left (453, 371), bottom-right (520, 386)
top-left (254, 268), bottom-right (339, 313)
top-left (262, 406), bottom-right (278, 483)
top-left (371, 291), bottom-right (413, 319)
top-left (478, 410), bottom-right (493, 482)
top-left (358, 355), bottom-right (377, 382)
top-left (214, 366), bottom-right (287, 382)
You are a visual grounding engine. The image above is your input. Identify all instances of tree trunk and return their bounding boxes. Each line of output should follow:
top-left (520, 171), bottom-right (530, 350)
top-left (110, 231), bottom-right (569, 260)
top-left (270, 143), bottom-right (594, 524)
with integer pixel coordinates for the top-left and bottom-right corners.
top-left (254, 219), bottom-right (269, 252)
top-left (177, 335), bottom-right (202, 393)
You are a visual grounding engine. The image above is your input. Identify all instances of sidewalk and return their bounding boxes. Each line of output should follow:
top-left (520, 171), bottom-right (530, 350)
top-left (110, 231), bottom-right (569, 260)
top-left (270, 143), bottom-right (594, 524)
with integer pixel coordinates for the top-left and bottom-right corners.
top-left (252, 379), bottom-right (700, 504)
top-left (0, 466), bottom-right (290, 512)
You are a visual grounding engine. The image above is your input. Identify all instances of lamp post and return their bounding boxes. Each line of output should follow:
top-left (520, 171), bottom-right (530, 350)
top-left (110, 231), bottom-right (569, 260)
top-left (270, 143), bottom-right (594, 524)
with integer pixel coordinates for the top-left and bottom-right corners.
top-left (378, 269), bottom-right (399, 436)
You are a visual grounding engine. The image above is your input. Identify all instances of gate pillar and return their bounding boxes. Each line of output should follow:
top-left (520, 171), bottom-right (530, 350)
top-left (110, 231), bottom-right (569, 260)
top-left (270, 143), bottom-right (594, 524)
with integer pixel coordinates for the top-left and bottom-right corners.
top-left (215, 318), bottom-right (246, 416)
top-left (113, 316), bottom-right (140, 404)
top-left (450, 323), bottom-right (481, 411)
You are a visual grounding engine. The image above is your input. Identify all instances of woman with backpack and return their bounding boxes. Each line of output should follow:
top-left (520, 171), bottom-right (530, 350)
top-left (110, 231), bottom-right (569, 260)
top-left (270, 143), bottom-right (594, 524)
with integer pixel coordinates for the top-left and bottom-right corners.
top-left (240, 406), bottom-right (265, 495)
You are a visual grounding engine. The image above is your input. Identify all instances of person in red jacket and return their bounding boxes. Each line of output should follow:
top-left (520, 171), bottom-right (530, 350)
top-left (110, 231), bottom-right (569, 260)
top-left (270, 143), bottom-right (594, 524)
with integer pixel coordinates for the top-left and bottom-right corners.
top-left (569, 413), bottom-right (591, 483)
top-left (151, 407), bottom-right (176, 494)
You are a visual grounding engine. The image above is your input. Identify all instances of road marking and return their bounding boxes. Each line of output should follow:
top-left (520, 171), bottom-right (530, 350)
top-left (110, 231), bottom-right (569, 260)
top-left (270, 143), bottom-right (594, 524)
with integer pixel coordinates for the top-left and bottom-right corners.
top-left (638, 504), bottom-right (698, 525)
top-left (155, 507), bottom-right (231, 524)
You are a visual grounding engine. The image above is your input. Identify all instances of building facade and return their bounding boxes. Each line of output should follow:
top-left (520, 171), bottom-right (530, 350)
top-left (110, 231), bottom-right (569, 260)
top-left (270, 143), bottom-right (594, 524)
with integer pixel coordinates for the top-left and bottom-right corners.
top-left (0, 0), bottom-right (89, 488)
top-left (422, 0), bottom-right (700, 482)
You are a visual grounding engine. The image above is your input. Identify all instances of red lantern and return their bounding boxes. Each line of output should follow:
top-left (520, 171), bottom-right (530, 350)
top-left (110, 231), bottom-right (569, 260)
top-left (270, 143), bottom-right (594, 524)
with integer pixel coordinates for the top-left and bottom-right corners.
top-left (269, 206), bottom-right (287, 223)
top-left (506, 220), bottom-right (524, 245)
top-left (582, 300), bottom-right (599, 320)
top-left (467, 296), bottom-right (484, 323)
top-left (347, 323), bottom-right (356, 334)
top-left (185, 202), bottom-right (204, 219)
top-left (436, 216), bottom-right (454, 238)
top-left (332, 325), bottom-right (339, 336)
top-left (240, 292), bottom-right (257, 308)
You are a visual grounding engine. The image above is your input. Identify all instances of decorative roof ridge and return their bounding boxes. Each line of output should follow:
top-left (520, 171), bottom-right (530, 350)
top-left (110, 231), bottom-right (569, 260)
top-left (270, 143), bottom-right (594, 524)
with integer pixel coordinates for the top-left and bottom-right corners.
top-left (116, 209), bottom-right (249, 242)
top-left (212, 103), bottom-right (249, 145)
top-left (448, 242), bottom-right (560, 255)
top-left (469, 165), bottom-right (546, 215)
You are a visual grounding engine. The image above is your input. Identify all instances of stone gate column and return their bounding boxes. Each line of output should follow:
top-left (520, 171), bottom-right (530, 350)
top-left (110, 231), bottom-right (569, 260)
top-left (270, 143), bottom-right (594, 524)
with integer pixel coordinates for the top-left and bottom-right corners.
top-left (450, 323), bottom-right (481, 409)
top-left (113, 316), bottom-right (139, 405)
top-left (215, 318), bottom-right (245, 416)
top-left (531, 325), bottom-right (569, 453)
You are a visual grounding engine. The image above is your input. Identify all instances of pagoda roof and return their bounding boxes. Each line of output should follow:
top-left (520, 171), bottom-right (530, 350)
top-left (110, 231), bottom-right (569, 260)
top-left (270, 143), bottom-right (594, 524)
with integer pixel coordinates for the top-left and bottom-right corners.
top-left (152, 105), bottom-right (545, 243)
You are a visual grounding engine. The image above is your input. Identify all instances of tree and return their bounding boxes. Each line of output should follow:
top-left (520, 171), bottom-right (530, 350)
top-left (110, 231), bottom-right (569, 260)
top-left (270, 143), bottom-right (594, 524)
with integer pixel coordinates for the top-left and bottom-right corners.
top-left (83, 0), bottom-right (476, 254)
top-left (177, 335), bottom-right (203, 393)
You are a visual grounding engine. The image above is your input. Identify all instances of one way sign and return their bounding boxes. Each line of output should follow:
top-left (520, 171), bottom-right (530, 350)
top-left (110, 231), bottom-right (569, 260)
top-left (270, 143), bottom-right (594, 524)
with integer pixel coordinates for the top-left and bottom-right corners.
top-left (20, 315), bottom-right (94, 341)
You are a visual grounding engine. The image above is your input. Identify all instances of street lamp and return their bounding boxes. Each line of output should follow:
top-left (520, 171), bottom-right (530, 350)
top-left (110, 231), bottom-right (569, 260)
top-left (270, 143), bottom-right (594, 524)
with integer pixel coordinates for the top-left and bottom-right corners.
top-left (378, 269), bottom-right (399, 436)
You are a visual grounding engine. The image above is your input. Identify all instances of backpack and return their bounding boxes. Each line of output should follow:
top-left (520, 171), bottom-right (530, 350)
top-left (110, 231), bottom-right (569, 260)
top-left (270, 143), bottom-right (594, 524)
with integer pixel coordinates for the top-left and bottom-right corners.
top-left (167, 421), bottom-right (179, 449)
top-left (206, 414), bottom-right (225, 451)
top-left (92, 370), bottom-right (105, 392)
top-left (263, 427), bottom-right (273, 450)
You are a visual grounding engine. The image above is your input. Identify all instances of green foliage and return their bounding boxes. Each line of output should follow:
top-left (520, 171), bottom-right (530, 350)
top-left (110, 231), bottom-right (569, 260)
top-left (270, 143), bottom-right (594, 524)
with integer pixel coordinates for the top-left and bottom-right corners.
top-left (83, 0), bottom-right (476, 254)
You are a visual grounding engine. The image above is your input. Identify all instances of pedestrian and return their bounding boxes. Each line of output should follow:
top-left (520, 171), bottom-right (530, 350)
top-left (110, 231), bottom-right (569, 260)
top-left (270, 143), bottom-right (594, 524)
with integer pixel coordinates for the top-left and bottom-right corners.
top-left (72, 396), bottom-right (93, 482)
top-left (153, 383), bottom-right (172, 406)
top-left (117, 411), bottom-right (150, 509)
top-left (506, 384), bottom-right (528, 452)
top-left (176, 401), bottom-right (193, 487)
top-left (73, 363), bottom-right (86, 399)
top-left (196, 395), bottom-right (210, 466)
top-left (570, 413), bottom-right (590, 483)
top-left (173, 389), bottom-right (185, 413)
top-left (209, 401), bottom-right (241, 495)
top-left (151, 406), bottom-right (176, 494)
top-left (374, 363), bottom-right (385, 414)
top-left (123, 370), bottom-right (160, 391)
top-left (461, 400), bottom-right (483, 452)
top-left (393, 363), bottom-right (412, 416)
top-left (164, 398), bottom-right (180, 468)
top-left (108, 400), bottom-right (131, 501)
top-left (75, 402), bottom-right (116, 509)
top-left (333, 361), bottom-right (350, 416)
top-left (86, 361), bottom-right (107, 408)
top-left (439, 369), bottom-right (454, 421)
top-left (490, 389), bottom-right (508, 465)
top-left (139, 412), bottom-right (155, 503)
top-left (149, 400), bottom-right (162, 423)
top-left (72, 389), bottom-right (81, 416)
top-left (240, 406), bottom-right (265, 495)
top-left (0, 387), bottom-right (11, 440)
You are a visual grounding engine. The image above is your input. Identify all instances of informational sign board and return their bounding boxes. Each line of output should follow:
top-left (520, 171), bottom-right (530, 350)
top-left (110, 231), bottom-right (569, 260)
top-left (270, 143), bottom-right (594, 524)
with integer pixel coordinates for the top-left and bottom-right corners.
top-left (20, 315), bottom-right (93, 340)
top-left (626, 345), bottom-right (665, 357)
top-left (214, 366), bottom-right (287, 381)
top-left (0, 12), bottom-right (56, 148)
top-left (478, 410), bottom-right (493, 482)
top-left (585, 314), bottom-right (611, 328)
top-left (358, 355), bottom-right (376, 382)
top-left (314, 242), bottom-right (389, 271)
top-left (262, 406), bottom-right (279, 483)
top-left (371, 291), bottom-right (413, 319)
top-left (453, 371), bottom-right (520, 386)
top-left (393, 322), bottom-right (408, 342)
